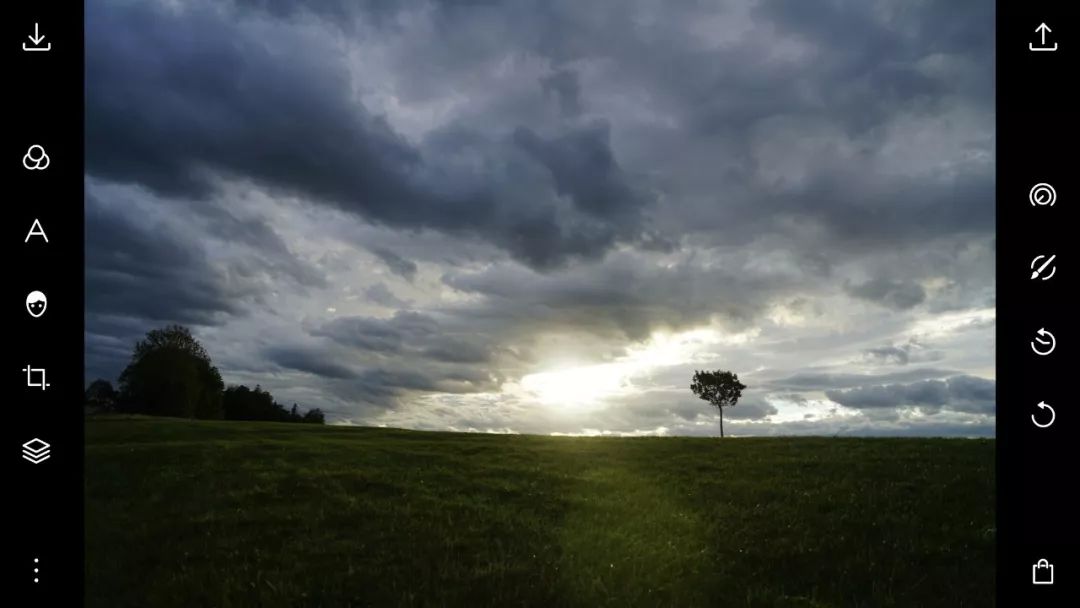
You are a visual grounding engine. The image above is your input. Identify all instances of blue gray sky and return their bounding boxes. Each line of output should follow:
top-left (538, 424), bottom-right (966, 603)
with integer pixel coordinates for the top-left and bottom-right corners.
top-left (85, 0), bottom-right (995, 436)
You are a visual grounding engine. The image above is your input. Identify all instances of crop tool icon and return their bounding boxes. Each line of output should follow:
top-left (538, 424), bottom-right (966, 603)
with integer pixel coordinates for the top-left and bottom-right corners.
top-left (22, 438), bottom-right (51, 464)
top-left (22, 365), bottom-right (50, 390)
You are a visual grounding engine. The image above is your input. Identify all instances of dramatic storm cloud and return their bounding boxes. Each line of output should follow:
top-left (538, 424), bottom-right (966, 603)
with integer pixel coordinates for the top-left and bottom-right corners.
top-left (85, 0), bottom-right (995, 436)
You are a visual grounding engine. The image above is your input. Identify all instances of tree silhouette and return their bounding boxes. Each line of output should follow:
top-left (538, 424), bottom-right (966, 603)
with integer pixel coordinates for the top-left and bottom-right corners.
top-left (118, 325), bottom-right (224, 419)
top-left (132, 324), bottom-right (211, 362)
top-left (221, 385), bottom-right (326, 424)
top-left (224, 384), bottom-right (282, 421)
top-left (690, 370), bottom-right (747, 438)
top-left (85, 379), bottom-right (118, 412)
top-left (110, 324), bottom-right (326, 424)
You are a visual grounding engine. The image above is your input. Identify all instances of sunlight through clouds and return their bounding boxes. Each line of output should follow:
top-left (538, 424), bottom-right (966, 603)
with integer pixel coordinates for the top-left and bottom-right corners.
top-left (520, 327), bottom-right (756, 410)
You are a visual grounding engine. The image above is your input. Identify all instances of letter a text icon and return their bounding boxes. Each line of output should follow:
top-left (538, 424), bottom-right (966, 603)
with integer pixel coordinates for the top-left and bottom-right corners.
top-left (25, 219), bottom-right (48, 243)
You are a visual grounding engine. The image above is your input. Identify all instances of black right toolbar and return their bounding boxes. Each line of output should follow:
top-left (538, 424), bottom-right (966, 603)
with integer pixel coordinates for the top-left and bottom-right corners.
top-left (998, 3), bottom-right (1077, 604)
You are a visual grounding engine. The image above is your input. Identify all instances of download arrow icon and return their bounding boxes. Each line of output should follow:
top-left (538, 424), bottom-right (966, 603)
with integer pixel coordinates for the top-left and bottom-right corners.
top-left (22, 23), bottom-right (51, 52)
top-left (28, 23), bottom-right (45, 45)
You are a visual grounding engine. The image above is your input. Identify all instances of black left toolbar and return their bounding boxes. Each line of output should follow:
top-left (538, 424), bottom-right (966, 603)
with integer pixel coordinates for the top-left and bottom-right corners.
top-left (6, 3), bottom-right (85, 605)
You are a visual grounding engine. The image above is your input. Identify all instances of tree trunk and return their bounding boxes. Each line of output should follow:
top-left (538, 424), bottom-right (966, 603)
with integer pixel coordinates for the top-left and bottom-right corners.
top-left (719, 407), bottom-right (724, 438)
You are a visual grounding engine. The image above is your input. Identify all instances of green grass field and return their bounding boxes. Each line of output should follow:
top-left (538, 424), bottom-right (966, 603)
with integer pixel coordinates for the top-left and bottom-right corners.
top-left (86, 417), bottom-right (995, 607)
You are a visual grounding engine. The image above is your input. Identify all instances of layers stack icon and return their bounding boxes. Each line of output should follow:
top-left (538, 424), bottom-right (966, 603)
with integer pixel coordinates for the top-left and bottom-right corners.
top-left (22, 438), bottom-right (51, 464)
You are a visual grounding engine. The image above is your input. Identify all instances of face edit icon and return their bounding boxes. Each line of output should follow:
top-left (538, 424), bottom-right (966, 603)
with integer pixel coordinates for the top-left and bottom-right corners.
top-left (26, 291), bottom-right (47, 318)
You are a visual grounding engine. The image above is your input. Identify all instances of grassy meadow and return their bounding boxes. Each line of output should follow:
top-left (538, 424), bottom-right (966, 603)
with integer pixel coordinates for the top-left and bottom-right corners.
top-left (86, 417), bottom-right (994, 607)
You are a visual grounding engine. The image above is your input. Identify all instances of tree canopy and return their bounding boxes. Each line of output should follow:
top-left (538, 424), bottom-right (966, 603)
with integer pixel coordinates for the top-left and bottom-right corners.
top-left (118, 325), bottom-right (224, 419)
top-left (690, 370), bottom-right (747, 438)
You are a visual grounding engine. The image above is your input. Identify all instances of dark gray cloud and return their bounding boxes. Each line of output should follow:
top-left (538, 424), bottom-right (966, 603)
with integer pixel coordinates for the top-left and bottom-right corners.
top-left (89, 0), bottom-right (994, 259)
top-left (441, 253), bottom-right (801, 341)
top-left (418, 341), bottom-right (493, 365)
top-left (266, 310), bottom-right (505, 409)
top-left (86, 0), bottom-right (993, 273)
top-left (85, 1), bottom-right (662, 271)
top-left (264, 345), bottom-right (359, 380)
top-left (84, 195), bottom-right (243, 382)
top-left (315, 311), bottom-right (437, 354)
top-left (85, 194), bottom-right (246, 327)
top-left (314, 311), bottom-right (494, 365)
top-left (825, 375), bottom-right (994, 415)
top-left (86, 7), bottom-right (416, 201)
top-left (194, 201), bottom-right (327, 289)
top-left (845, 278), bottom-right (927, 310)
top-left (363, 283), bottom-right (411, 308)
top-left (939, 375), bottom-right (996, 413)
top-left (326, 366), bottom-right (499, 409)
top-left (85, 316), bottom-right (148, 383)
top-left (513, 122), bottom-right (653, 223)
top-left (540, 69), bottom-right (583, 118)
top-left (84, 185), bottom-right (328, 382)
top-left (767, 368), bottom-right (958, 392)
top-left (754, 0), bottom-right (993, 126)
top-left (265, 337), bottom-right (499, 410)
top-left (370, 248), bottom-right (418, 282)
top-left (864, 345), bottom-right (913, 365)
top-left (862, 340), bottom-right (944, 366)
top-left (723, 394), bottom-right (781, 421)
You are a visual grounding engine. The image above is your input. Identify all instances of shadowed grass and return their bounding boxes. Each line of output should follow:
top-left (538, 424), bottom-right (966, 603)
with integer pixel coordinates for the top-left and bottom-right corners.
top-left (86, 416), bottom-right (994, 607)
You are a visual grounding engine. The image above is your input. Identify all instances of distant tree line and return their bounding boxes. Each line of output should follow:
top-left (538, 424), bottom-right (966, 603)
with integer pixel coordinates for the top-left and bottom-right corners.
top-left (221, 385), bottom-right (325, 423)
top-left (85, 325), bottom-right (325, 424)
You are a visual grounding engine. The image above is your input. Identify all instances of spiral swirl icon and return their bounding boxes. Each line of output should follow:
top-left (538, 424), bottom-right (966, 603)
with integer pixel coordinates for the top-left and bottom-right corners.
top-left (22, 144), bottom-right (50, 170)
top-left (1029, 183), bottom-right (1056, 206)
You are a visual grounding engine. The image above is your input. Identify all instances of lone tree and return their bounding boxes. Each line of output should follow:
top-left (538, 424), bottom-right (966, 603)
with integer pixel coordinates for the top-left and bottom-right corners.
top-left (690, 370), bottom-right (747, 438)
top-left (118, 325), bottom-right (224, 419)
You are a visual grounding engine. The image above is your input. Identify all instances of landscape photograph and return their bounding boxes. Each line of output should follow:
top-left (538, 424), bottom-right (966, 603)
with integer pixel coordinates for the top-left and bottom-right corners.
top-left (85, 0), bottom-right (995, 605)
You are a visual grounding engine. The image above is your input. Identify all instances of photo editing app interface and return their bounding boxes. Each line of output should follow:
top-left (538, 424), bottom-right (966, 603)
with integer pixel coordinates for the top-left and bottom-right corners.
top-left (8, 1), bottom-right (1079, 606)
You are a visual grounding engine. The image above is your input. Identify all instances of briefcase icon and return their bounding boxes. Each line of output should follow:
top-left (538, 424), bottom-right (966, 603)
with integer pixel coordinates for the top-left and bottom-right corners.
top-left (1032, 559), bottom-right (1054, 585)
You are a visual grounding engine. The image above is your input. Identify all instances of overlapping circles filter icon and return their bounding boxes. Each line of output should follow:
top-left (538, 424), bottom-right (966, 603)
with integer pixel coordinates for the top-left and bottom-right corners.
top-left (26, 291), bottom-right (47, 318)
top-left (23, 144), bottom-right (50, 170)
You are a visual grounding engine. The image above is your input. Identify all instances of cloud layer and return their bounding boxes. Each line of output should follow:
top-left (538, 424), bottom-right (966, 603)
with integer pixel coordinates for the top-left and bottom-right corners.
top-left (85, 0), bottom-right (995, 436)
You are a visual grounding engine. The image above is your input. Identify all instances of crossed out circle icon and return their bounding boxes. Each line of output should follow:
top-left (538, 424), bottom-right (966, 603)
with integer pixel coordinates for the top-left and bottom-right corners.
top-left (23, 145), bottom-right (50, 170)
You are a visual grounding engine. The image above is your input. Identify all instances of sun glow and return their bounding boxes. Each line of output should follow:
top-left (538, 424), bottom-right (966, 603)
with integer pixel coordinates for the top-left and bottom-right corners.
top-left (521, 363), bottom-right (627, 408)
top-left (519, 327), bottom-right (732, 410)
